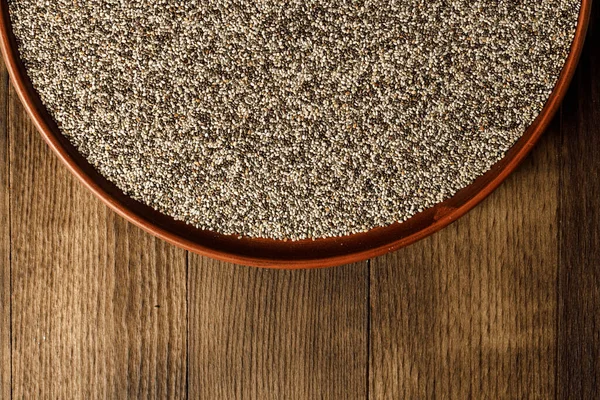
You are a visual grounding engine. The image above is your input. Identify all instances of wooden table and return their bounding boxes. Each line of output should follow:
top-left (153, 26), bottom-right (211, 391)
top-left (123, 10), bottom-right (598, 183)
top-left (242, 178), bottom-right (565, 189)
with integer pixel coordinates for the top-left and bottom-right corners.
top-left (1, 6), bottom-right (599, 399)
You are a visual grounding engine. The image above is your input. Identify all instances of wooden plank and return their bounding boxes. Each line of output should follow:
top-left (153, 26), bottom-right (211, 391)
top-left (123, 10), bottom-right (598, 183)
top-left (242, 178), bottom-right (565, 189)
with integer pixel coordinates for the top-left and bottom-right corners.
top-left (370, 122), bottom-right (560, 398)
top-left (557, 2), bottom-right (600, 396)
top-left (0, 58), bottom-right (11, 400)
top-left (8, 86), bottom-right (188, 398)
top-left (187, 257), bottom-right (368, 399)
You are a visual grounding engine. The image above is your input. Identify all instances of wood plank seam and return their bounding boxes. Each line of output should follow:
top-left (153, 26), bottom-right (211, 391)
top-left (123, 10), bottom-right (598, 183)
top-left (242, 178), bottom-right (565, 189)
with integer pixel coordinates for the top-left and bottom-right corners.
top-left (6, 68), bottom-right (11, 400)
top-left (186, 250), bottom-right (190, 400)
top-left (366, 258), bottom-right (371, 400)
top-left (1, 57), bottom-right (12, 400)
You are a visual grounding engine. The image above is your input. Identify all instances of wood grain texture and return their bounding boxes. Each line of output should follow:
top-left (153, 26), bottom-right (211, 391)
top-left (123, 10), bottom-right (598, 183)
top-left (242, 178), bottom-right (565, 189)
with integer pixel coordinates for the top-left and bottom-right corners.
top-left (370, 120), bottom-right (560, 399)
top-left (8, 86), bottom-right (188, 398)
top-left (557, 2), bottom-right (600, 397)
top-left (187, 256), bottom-right (368, 399)
top-left (0, 58), bottom-right (11, 400)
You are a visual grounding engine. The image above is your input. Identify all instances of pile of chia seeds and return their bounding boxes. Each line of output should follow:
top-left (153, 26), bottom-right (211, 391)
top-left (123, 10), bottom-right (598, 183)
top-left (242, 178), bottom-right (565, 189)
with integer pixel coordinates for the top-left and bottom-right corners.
top-left (9, 0), bottom-right (580, 240)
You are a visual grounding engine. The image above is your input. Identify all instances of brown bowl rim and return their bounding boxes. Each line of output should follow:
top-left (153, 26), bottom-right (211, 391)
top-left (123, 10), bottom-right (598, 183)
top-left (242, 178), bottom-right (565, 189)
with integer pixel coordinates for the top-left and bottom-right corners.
top-left (0, 0), bottom-right (592, 269)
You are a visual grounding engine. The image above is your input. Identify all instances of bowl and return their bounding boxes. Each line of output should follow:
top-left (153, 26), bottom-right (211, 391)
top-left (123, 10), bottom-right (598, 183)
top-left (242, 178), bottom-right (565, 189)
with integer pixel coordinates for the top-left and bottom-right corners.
top-left (0, 0), bottom-right (592, 269)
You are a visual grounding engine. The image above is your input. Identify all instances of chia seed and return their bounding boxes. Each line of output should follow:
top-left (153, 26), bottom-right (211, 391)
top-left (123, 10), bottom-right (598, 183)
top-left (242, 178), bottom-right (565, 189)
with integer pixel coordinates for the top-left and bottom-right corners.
top-left (8, 0), bottom-right (580, 240)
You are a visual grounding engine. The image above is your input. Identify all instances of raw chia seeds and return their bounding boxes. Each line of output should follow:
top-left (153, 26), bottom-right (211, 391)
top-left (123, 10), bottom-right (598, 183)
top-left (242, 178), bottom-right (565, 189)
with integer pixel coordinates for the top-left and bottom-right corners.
top-left (8, 0), bottom-right (580, 240)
